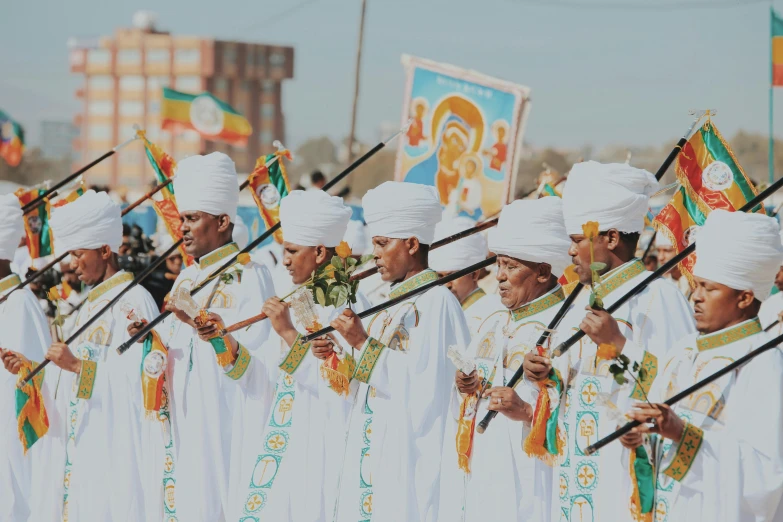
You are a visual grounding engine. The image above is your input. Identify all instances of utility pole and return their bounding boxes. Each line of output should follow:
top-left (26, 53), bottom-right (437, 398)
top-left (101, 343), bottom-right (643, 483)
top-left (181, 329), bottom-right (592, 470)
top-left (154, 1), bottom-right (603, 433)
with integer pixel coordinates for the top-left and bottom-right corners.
top-left (347, 0), bottom-right (367, 163)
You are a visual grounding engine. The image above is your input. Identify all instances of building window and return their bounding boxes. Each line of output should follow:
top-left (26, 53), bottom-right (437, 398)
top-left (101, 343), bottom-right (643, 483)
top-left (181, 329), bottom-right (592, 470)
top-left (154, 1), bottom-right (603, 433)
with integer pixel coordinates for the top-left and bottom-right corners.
top-left (175, 48), bottom-right (200, 64)
top-left (144, 125), bottom-right (160, 140)
top-left (259, 130), bottom-right (273, 144)
top-left (146, 49), bottom-right (169, 64)
top-left (270, 52), bottom-right (285, 66)
top-left (119, 100), bottom-right (144, 116)
top-left (117, 49), bottom-right (141, 64)
top-left (88, 75), bottom-right (113, 90)
top-left (262, 80), bottom-right (275, 93)
top-left (176, 76), bottom-right (201, 92)
top-left (148, 99), bottom-right (161, 114)
top-left (147, 76), bottom-right (170, 92)
top-left (88, 49), bottom-right (110, 65)
top-left (245, 47), bottom-right (254, 67)
top-left (88, 100), bottom-right (113, 116)
top-left (240, 80), bottom-right (252, 92)
top-left (256, 49), bottom-right (266, 67)
top-left (223, 44), bottom-right (237, 65)
top-left (120, 150), bottom-right (143, 165)
top-left (214, 77), bottom-right (228, 92)
top-left (235, 101), bottom-right (246, 115)
top-left (260, 103), bottom-right (275, 118)
top-left (87, 124), bottom-right (112, 140)
top-left (119, 75), bottom-right (144, 90)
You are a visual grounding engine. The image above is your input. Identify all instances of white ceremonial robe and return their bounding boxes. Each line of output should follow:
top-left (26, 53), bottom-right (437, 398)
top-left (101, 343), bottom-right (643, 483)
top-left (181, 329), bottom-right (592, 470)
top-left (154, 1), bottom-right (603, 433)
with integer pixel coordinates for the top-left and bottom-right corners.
top-left (759, 291), bottom-right (783, 333)
top-left (54, 270), bottom-right (160, 522)
top-left (0, 274), bottom-right (51, 522)
top-left (333, 269), bottom-right (472, 522)
top-left (440, 286), bottom-right (568, 522)
top-left (460, 288), bottom-right (504, 338)
top-left (161, 243), bottom-right (275, 522)
top-left (227, 280), bottom-right (371, 522)
top-left (549, 259), bottom-right (695, 522)
top-left (648, 319), bottom-right (783, 522)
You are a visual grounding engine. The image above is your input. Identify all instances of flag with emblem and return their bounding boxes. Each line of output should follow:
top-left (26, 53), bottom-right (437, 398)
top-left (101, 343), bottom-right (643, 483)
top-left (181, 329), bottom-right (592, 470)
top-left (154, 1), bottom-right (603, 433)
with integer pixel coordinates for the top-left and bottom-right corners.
top-left (160, 87), bottom-right (252, 146)
top-left (0, 110), bottom-right (24, 167)
top-left (248, 149), bottom-right (293, 244)
top-left (52, 177), bottom-right (86, 208)
top-left (653, 119), bottom-right (762, 285)
top-left (16, 361), bottom-right (48, 453)
top-left (15, 188), bottom-right (54, 259)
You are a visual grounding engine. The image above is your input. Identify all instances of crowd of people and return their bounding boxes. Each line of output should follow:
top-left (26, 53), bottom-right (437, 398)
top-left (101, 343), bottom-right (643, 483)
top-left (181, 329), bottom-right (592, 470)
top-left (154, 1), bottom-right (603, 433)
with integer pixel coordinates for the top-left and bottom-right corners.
top-left (1, 152), bottom-right (783, 522)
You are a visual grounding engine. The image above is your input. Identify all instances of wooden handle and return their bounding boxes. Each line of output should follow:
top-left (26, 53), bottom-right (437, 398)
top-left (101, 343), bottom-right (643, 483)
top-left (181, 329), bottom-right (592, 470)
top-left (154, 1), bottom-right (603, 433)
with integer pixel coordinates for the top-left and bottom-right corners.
top-left (220, 312), bottom-right (268, 336)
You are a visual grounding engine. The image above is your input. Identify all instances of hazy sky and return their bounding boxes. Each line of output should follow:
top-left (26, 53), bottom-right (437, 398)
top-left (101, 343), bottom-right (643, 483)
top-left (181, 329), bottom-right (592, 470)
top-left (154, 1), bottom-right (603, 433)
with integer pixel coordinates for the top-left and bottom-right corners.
top-left (0, 0), bottom-right (774, 150)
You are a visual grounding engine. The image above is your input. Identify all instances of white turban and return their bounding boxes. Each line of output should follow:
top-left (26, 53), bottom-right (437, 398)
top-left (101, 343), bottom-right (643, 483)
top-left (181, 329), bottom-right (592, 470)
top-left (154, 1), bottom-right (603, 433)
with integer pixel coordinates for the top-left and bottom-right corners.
top-left (0, 194), bottom-right (23, 261)
top-left (280, 190), bottom-right (352, 247)
top-left (488, 197), bottom-right (572, 278)
top-left (232, 219), bottom-right (249, 250)
top-left (362, 182), bottom-right (442, 245)
top-left (654, 232), bottom-right (673, 248)
top-left (173, 152), bottom-right (239, 222)
top-left (693, 209), bottom-right (783, 302)
top-left (562, 161), bottom-right (660, 235)
top-left (50, 190), bottom-right (123, 255)
top-left (344, 220), bottom-right (370, 255)
top-left (429, 216), bottom-right (487, 272)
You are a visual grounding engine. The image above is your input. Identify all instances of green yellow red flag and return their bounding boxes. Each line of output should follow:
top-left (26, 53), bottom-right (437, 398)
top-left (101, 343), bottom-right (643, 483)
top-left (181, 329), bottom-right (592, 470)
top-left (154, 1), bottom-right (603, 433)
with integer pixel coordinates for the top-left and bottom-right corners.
top-left (0, 110), bottom-right (24, 167)
top-left (773, 9), bottom-right (783, 86)
top-left (160, 87), bottom-right (252, 147)
top-left (248, 150), bottom-right (293, 244)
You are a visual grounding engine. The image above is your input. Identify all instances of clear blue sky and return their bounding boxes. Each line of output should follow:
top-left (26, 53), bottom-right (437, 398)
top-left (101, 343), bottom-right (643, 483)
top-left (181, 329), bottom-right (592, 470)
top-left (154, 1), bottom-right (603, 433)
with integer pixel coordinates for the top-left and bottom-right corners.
top-left (0, 0), bottom-right (775, 150)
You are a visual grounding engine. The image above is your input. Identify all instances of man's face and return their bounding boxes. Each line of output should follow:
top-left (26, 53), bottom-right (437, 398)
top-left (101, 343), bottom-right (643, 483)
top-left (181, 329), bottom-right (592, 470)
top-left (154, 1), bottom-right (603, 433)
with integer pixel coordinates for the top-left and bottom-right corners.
top-left (371, 237), bottom-right (415, 283)
top-left (282, 242), bottom-right (321, 285)
top-left (656, 246), bottom-right (676, 266)
top-left (70, 248), bottom-right (109, 286)
top-left (166, 254), bottom-right (183, 275)
top-left (691, 276), bottom-right (749, 334)
top-left (60, 262), bottom-right (80, 288)
top-left (568, 233), bottom-right (611, 286)
top-left (180, 211), bottom-right (222, 259)
top-left (495, 255), bottom-right (546, 310)
top-left (436, 270), bottom-right (477, 303)
top-left (775, 266), bottom-right (783, 292)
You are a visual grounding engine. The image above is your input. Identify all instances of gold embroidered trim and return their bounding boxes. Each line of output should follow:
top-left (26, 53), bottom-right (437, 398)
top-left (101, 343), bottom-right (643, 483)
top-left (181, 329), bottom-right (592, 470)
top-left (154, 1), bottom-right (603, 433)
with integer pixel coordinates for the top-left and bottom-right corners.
top-left (88, 272), bottom-right (134, 302)
top-left (279, 335), bottom-right (310, 375)
top-left (511, 287), bottom-right (565, 322)
top-left (226, 343), bottom-right (252, 380)
top-left (697, 318), bottom-right (762, 351)
top-left (198, 242), bottom-right (240, 270)
top-left (353, 337), bottom-right (385, 384)
top-left (663, 422), bottom-right (704, 482)
top-left (629, 351), bottom-right (658, 400)
top-left (461, 288), bottom-right (486, 311)
top-left (76, 360), bottom-right (98, 399)
top-left (0, 274), bottom-right (21, 295)
top-left (389, 270), bottom-right (438, 299)
top-left (595, 259), bottom-right (645, 300)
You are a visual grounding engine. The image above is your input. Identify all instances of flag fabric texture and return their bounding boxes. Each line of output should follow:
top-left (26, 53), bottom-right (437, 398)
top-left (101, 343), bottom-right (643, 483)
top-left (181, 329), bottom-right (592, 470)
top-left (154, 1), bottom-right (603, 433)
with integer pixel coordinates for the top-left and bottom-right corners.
top-left (15, 188), bottom-right (54, 259)
top-left (16, 361), bottom-right (48, 453)
top-left (247, 150), bottom-right (293, 244)
top-left (653, 120), bottom-right (761, 285)
top-left (0, 110), bottom-right (24, 167)
top-left (160, 87), bottom-right (252, 146)
top-left (773, 9), bottom-right (783, 86)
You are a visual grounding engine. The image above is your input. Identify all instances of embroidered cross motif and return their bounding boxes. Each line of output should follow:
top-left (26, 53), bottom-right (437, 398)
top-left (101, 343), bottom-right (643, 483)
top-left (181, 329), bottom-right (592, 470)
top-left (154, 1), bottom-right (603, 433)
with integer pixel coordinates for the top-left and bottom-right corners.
top-left (578, 466), bottom-right (595, 487)
top-left (268, 435), bottom-right (285, 450)
top-left (581, 383), bottom-right (597, 405)
top-left (363, 494), bottom-right (373, 513)
top-left (246, 494), bottom-right (264, 511)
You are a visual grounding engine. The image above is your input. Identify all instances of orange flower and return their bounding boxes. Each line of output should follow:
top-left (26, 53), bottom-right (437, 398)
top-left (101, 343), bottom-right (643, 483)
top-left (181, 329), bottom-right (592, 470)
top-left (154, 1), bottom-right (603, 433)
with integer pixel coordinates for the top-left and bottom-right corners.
top-left (596, 343), bottom-right (618, 361)
top-left (47, 286), bottom-right (60, 303)
top-left (237, 253), bottom-right (251, 266)
top-left (582, 221), bottom-right (600, 240)
top-left (335, 241), bottom-right (352, 259)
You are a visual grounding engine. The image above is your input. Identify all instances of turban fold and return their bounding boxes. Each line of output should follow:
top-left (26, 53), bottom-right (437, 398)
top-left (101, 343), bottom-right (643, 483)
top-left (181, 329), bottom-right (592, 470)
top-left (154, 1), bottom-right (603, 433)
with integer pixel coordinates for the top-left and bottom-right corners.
top-left (173, 152), bottom-right (239, 221)
top-left (0, 194), bottom-right (23, 261)
top-left (50, 190), bottom-right (123, 255)
top-left (344, 220), bottom-right (370, 255)
top-left (280, 190), bottom-right (352, 247)
top-left (232, 219), bottom-right (249, 250)
top-left (362, 182), bottom-right (442, 245)
top-left (429, 216), bottom-right (487, 272)
top-left (693, 209), bottom-right (783, 301)
top-left (488, 197), bottom-right (572, 278)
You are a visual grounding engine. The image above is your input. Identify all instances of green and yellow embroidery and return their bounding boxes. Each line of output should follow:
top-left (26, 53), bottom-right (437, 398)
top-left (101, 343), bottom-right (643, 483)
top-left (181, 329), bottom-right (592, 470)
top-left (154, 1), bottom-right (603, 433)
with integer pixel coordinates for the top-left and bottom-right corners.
top-left (198, 242), bottom-right (240, 270)
top-left (279, 335), bottom-right (311, 375)
top-left (461, 288), bottom-right (486, 311)
top-left (389, 270), bottom-right (438, 299)
top-left (76, 360), bottom-right (98, 399)
top-left (696, 318), bottom-right (762, 351)
top-left (511, 287), bottom-right (565, 322)
top-left (88, 272), bottom-right (134, 302)
top-left (353, 337), bottom-right (385, 384)
top-left (663, 422), bottom-right (704, 482)
top-left (226, 343), bottom-right (252, 380)
top-left (629, 351), bottom-right (658, 401)
top-left (0, 274), bottom-right (21, 294)
top-left (594, 259), bottom-right (645, 300)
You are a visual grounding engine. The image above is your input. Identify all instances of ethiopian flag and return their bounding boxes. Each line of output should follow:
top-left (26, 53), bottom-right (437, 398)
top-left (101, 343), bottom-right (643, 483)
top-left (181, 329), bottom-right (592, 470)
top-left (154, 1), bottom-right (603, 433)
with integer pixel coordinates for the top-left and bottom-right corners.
top-left (773, 8), bottom-right (783, 86)
top-left (52, 178), bottom-right (85, 208)
top-left (160, 87), bottom-right (252, 147)
top-left (654, 120), bottom-right (761, 284)
top-left (16, 361), bottom-right (48, 454)
top-left (248, 150), bottom-right (292, 244)
top-left (15, 188), bottom-right (54, 259)
top-left (0, 110), bottom-right (24, 167)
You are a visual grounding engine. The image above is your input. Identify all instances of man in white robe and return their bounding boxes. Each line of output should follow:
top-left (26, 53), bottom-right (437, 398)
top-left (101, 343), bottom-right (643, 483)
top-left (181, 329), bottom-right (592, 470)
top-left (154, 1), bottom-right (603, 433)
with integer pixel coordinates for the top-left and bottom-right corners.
top-left (524, 162), bottom-right (695, 522)
top-left (224, 189), bottom-right (370, 522)
top-left (440, 197), bottom-right (573, 522)
top-left (758, 227), bottom-right (783, 333)
top-left (0, 194), bottom-right (52, 522)
top-left (134, 152), bottom-right (276, 522)
top-left (627, 209), bottom-right (783, 522)
top-left (329, 181), bottom-right (472, 522)
top-left (429, 214), bottom-right (502, 337)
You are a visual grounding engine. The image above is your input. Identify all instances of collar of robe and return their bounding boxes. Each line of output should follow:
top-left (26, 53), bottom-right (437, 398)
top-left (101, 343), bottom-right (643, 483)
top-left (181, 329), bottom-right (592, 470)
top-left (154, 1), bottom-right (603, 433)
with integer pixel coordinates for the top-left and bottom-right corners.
top-left (461, 288), bottom-right (486, 311)
top-left (696, 317), bottom-right (763, 351)
top-left (198, 242), bottom-right (239, 270)
top-left (389, 269), bottom-right (438, 300)
top-left (88, 271), bottom-right (134, 302)
top-left (511, 285), bottom-right (565, 322)
top-left (594, 258), bottom-right (646, 300)
top-left (0, 273), bottom-right (21, 296)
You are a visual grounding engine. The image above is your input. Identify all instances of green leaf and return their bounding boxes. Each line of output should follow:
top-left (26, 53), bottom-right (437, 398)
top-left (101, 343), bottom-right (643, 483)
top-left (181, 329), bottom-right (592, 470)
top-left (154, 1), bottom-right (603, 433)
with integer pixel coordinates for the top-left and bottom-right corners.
top-left (52, 316), bottom-right (65, 327)
top-left (360, 254), bottom-right (374, 265)
top-left (632, 362), bottom-right (640, 372)
top-left (590, 262), bottom-right (607, 271)
top-left (347, 256), bottom-right (358, 267)
top-left (638, 368), bottom-right (647, 381)
top-left (334, 286), bottom-right (349, 307)
top-left (609, 363), bottom-right (622, 375)
top-left (593, 296), bottom-right (604, 309)
top-left (618, 354), bottom-right (630, 366)
top-left (315, 286), bottom-right (326, 306)
top-left (331, 256), bottom-right (344, 271)
top-left (613, 373), bottom-right (628, 385)
top-left (588, 293), bottom-right (596, 307)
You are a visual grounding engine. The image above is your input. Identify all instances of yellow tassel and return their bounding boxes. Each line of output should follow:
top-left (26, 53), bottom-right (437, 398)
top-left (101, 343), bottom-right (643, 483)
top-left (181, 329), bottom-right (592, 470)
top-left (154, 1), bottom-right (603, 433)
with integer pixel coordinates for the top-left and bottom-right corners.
top-left (523, 380), bottom-right (564, 467)
top-left (320, 352), bottom-right (356, 397)
top-left (455, 395), bottom-right (477, 473)
top-left (215, 349), bottom-right (235, 367)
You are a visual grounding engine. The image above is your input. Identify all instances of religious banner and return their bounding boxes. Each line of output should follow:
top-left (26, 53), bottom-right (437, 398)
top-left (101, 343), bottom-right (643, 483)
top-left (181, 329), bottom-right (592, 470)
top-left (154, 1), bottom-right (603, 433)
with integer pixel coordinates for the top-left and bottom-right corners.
top-left (247, 149), bottom-right (293, 244)
top-left (394, 55), bottom-right (531, 220)
top-left (160, 87), bottom-right (252, 147)
top-left (0, 109), bottom-right (25, 167)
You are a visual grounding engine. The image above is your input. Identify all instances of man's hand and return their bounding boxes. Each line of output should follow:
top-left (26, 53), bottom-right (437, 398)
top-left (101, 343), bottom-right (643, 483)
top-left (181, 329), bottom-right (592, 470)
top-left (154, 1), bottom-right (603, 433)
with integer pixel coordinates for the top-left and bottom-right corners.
top-left (580, 307), bottom-right (626, 351)
top-left (627, 402), bottom-right (686, 443)
top-left (619, 430), bottom-right (644, 450)
top-left (330, 309), bottom-right (368, 350)
top-left (1, 349), bottom-right (28, 375)
top-left (523, 351), bottom-right (552, 383)
top-left (455, 369), bottom-right (480, 395)
top-left (46, 343), bottom-right (81, 373)
top-left (484, 387), bottom-right (533, 422)
top-left (127, 319), bottom-right (150, 343)
top-left (311, 336), bottom-right (335, 360)
top-left (165, 300), bottom-right (195, 328)
top-left (262, 298), bottom-right (299, 348)
top-left (196, 312), bottom-right (238, 359)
